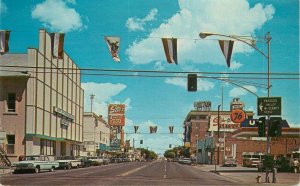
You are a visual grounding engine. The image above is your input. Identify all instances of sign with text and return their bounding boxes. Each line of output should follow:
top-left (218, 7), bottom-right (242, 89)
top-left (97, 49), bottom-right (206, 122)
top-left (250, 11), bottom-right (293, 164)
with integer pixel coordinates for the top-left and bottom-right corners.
top-left (108, 104), bottom-right (125, 115)
top-left (108, 104), bottom-right (125, 126)
top-left (257, 97), bottom-right (281, 116)
top-left (230, 109), bottom-right (246, 123)
top-left (209, 114), bottom-right (241, 132)
top-left (108, 115), bottom-right (125, 126)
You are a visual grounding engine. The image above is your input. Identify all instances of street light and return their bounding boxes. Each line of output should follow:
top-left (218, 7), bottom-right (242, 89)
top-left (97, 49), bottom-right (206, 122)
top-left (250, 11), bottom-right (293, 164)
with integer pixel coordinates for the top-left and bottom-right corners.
top-left (200, 31), bottom-right (272, 180)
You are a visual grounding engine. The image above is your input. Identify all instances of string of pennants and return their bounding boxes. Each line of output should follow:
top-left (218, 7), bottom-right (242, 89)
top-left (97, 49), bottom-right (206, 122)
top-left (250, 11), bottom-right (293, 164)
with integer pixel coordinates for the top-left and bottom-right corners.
top-left (0, 30), bottom-right (234, 67)
top-left (134, 125), bottom-right (174, 134)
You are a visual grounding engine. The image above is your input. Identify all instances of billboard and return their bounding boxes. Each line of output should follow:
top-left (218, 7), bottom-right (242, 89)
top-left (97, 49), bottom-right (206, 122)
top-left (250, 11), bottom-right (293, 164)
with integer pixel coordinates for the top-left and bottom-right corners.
top-left (209, 114), bottom-right (241, 132)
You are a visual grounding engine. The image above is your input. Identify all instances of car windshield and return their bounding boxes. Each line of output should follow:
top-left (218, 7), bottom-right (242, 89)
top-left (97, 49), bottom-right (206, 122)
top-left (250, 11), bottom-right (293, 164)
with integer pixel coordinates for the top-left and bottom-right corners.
top-left (24, 156), bottom-right (40, 161)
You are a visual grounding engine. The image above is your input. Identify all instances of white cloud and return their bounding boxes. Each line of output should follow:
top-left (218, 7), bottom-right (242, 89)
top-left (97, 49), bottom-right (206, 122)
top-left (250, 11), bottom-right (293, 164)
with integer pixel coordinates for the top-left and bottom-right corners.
top-left (126, 8), bottom-right (158, 31)
top-left (81, 82), bottom-right (127, 117)
top-left (229, 85), bottom-right (257, 97)
top-left (126, 0), bottom-right (275, 66)
top-left (230, 61), bottom-right (243, 70)
top-left (0, 0), bottom-right (7, 14)
top-left (32, 0), bottom-right (85, 32)
top-left (165, 77), bottom-right (215, 91)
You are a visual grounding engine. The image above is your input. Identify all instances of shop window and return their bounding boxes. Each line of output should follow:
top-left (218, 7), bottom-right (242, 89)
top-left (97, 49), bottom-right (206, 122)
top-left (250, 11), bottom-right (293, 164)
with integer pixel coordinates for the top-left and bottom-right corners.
top-left (7, 93), bottom-right (16, 112)
top-left (7, 135), bottom-right (15, 154)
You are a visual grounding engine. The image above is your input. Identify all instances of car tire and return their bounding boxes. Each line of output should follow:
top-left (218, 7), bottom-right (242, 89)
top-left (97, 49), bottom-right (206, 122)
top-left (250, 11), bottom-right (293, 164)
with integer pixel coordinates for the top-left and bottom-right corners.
top-left (67, 164), bottom-right (72, 170)
top-left (35, 166), bottom-right (40, 173)
top-left (50, 167), bottom-right (54, 172)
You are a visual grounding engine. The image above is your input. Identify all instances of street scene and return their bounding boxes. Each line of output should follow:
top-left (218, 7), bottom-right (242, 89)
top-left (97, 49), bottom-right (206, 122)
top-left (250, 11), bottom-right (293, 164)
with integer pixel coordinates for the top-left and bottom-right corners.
top-left (0, 0), bottom-right (299, 185)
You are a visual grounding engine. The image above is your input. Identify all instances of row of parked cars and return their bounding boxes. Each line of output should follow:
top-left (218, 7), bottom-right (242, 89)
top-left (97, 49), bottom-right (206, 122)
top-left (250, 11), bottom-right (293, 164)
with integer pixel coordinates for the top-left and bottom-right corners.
top-left (11, 155), bottom-right (114, 174)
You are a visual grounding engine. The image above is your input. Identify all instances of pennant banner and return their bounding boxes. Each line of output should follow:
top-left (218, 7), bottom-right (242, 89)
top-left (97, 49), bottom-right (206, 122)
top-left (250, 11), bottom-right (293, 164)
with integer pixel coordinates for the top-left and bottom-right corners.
top-left (218, 40), bottom-right (234, 68)
top-left (105, 36), bottom-right (120, 62)
top-left (150, 126), bottom-right (157, 134)
top-left (161, 38), bottom-right (178, 64)
top-left (0, 30), bottom-right (10, 55)
top-left (169, 126), bottom-right (174, 134)
top-left (51, 33), bottom-right (65, 59)
top-left (134, 126), bottom-right (139, 133)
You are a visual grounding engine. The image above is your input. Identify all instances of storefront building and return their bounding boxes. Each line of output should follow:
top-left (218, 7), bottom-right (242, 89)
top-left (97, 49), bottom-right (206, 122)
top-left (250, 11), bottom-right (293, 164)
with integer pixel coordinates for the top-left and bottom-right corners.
top-left (82, 112), bottom-right (110, 156)
top-left (0, 29), bottom-right (84, 162)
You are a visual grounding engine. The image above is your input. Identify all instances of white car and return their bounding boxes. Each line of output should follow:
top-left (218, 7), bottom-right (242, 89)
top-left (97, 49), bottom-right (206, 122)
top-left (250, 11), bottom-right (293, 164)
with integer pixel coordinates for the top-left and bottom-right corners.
top-left (56, 156), bottom-right (83, 169)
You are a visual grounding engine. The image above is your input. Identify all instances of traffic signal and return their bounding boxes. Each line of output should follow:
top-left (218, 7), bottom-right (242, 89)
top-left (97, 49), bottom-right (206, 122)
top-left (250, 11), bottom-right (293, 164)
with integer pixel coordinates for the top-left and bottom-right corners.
top-left (187, 74), bottom-right (197, 92)
top-left (269, 117), bottom-right (282, 137)
top-left (256, 117), bottom-right (266, 137)
top-left (140, 140), bottom-right (143, 144)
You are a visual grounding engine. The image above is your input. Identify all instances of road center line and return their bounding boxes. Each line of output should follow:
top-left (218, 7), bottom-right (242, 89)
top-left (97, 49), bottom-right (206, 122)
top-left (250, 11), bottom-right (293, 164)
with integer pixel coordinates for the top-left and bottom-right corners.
top-left (118, 162), bottom-right (155, 177)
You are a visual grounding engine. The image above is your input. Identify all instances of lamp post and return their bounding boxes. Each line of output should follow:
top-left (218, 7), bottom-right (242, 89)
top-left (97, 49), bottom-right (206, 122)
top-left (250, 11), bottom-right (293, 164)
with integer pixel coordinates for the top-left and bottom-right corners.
top-left (200, 31), bottom-right (272, 180)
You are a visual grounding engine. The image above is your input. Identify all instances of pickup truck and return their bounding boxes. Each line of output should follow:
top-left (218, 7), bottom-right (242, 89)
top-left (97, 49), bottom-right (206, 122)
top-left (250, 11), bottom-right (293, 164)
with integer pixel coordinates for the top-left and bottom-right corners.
top-left (56, 156), bottom-right (83, 169)
top-left (11, 155), bottom-right (59, 173)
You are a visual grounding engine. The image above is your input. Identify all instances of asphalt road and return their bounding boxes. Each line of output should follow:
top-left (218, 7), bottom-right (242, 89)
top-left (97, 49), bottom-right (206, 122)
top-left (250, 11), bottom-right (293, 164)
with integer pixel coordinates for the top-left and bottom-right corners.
top-left (1, 159), bottom-right (245, 185)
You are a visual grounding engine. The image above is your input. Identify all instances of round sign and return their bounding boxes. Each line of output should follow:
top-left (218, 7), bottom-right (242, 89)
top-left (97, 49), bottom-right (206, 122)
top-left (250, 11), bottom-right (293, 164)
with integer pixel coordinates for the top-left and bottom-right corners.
top-left (225, 147), bottom-right (231, 151)
top-left (230, 109), bottom-right (246, 123)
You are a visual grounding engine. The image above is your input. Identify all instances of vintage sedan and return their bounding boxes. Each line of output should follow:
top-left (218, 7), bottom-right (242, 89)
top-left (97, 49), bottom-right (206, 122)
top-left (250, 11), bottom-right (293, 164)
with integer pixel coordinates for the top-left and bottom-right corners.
top-left (56, 156), bottom-right (83, 169)
top-left (11, 155), bottom-right (59, 173)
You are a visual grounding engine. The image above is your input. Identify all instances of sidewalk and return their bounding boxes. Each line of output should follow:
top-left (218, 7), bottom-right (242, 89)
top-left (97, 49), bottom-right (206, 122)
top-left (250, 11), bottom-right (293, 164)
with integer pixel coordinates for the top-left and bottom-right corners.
top-left (0, 167), bottom-right (13, 175)
top-left (195, 164), bottom-right (300, 186)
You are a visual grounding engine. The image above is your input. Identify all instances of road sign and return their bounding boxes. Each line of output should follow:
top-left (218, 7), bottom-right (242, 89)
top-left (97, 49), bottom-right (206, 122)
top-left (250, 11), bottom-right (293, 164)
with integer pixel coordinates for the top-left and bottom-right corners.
top-left (257, 97), bottom-right (281, 116)
top-left (230, 109), bottom-right (246, 123)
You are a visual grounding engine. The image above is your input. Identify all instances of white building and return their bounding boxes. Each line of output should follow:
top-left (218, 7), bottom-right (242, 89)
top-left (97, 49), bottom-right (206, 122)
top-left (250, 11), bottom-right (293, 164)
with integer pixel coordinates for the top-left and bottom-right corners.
top-left (83, 112), bottom-right (110, 156)
top-left (0, 29), bottom-right (84, 162)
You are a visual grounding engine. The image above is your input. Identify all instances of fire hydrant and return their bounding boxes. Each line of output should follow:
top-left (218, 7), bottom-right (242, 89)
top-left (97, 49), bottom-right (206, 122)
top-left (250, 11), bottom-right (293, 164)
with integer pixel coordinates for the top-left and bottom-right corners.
top-left (256, 174), bottom-right (261, 183)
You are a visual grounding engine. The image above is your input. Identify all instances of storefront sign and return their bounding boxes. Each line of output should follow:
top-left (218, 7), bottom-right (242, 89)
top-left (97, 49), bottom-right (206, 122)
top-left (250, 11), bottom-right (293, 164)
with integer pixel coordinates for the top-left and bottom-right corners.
top-left (108, 115), bottom-right (125, 126)
top-left (108, 104), bottom-right (125, 115)
top-left (53, 106), bottom-right (74, 120)
top-left (209, 114), bottom-right (241, 132)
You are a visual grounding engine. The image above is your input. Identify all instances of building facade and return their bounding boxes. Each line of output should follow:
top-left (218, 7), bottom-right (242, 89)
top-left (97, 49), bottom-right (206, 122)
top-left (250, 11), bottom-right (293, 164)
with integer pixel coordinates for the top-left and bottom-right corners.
top-left (0, 29), bottom-right (84, 162)
top-left (183, 99), bottom-right (300, 165)
top-left (83, 112), bottom-right (110, 156)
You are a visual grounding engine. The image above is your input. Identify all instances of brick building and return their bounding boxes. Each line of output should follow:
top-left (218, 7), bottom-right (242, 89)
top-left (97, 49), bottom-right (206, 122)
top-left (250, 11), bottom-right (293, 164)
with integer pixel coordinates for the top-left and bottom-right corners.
top-left (183, 99), bottom-right (300, 165)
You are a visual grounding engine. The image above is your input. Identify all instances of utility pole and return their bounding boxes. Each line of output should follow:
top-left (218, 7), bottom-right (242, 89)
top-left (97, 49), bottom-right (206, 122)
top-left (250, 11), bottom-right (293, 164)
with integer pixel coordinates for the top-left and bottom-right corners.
top-left (90, 94), bottom-right (95, 113)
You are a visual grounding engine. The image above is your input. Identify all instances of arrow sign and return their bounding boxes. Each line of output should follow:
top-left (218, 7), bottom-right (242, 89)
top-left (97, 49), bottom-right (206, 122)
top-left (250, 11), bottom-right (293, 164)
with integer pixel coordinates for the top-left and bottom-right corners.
top-left (257, 97), bottom-right (281, 116)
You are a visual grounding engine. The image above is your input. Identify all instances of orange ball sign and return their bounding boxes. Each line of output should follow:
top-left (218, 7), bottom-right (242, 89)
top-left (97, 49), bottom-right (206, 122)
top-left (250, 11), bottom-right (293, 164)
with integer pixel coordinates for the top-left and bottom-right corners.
top-left (230, 109), bottom-right (246, 123)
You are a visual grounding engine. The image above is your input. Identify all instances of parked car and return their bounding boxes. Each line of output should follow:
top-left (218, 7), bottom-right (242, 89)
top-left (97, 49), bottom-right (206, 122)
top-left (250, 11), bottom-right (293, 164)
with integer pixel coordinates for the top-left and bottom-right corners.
top-left (56, 156), bottom-right (83, 169)
top-left (223, 158), bottom-right (237, 167)
top-left (77, 156), bottom-right (91, 167)
top-left (179, 158), bottom-right (192, 165)
top-left (11, 155), bottom-right (59, 173)
top-left (243, 158), bottom-right (261, 167)
top-left (87, 156), bottom-right (104, 166)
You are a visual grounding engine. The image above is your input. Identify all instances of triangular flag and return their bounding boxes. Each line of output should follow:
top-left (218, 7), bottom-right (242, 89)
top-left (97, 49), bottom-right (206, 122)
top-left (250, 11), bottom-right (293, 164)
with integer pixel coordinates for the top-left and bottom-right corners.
top-left (150, 126), bottom-right (153, 134)
top-left (154, 126), bottom-right (157, 133)
top-left (0, 30), bottom-right (10, 55)
top-left (134, 126), bottom-right (139, 133)
top-left (161, 38), bottom-right (178, 64)
top-left (169, 126), bottom-right (174, 134)
top-left (104, 36), bottom-right (120, 62)
top-left (50, 33), bottom-right (65, 59)
top-left (218, 40), bottom-right (234, 68)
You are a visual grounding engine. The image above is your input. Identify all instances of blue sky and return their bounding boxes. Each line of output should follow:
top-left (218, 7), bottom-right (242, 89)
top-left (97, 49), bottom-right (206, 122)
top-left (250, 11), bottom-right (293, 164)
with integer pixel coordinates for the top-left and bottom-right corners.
top-left (1, 0), bottom-right (299, 154)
